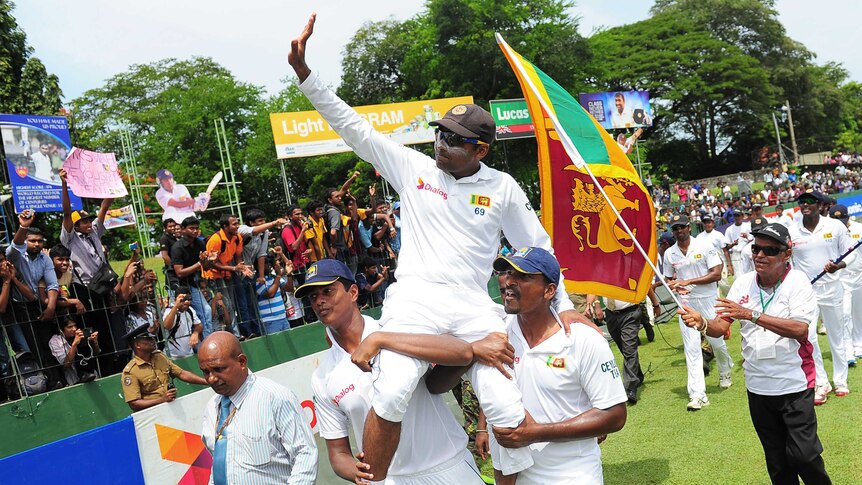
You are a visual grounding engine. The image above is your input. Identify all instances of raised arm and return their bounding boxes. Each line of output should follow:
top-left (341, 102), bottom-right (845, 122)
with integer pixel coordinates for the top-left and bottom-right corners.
top-left (59, 169), bottom-right (73, 232)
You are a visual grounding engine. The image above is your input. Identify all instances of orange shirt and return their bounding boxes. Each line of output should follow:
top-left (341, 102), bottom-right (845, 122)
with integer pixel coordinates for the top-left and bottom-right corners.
top-left (203, 229), bottom-right (243, 279)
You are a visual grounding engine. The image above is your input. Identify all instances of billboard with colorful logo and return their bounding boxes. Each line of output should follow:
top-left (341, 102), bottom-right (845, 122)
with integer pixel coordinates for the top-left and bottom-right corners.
top-left (489, 98), bottom-right (535, 140)
top-left (270, 96), bottom-right (473, 159)
top-left (577, 90), bottom-right (653, 130)
top-left (0, 114), bottom-right (82, 212)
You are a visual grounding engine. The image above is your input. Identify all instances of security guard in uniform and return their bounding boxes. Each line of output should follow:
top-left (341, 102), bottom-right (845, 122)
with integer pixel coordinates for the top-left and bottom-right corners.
top-left (121, 323), bottom-right (207, 411)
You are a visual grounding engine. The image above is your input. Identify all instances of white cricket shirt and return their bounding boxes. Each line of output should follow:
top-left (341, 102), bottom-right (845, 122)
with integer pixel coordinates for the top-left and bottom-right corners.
top-left (840, 220), bottom-right (862, 290)
top-left (507, 310), bottom-right (626, 482)
top-left (789, 216), bottom-right (854, 300)
top-left (310, 316), bottom-right (467, 476)
top-left (299, 72), bottom-right (573, 311)
top-left (724, 222), bottom-right (752, 256)
top-left (662, 237), bottom-right (722, 299)
top-left (696, 229), bottom-right (726, 256)
top-left (725, 270), bottom-right (818, 395)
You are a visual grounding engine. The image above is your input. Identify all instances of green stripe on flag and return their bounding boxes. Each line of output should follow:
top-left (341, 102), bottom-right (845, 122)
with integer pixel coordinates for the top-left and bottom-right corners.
top-left (532, 62), bottom-right (611, 165)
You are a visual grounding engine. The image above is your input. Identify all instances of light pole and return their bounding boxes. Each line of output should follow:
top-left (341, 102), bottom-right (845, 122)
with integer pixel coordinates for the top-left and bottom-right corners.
top-left (782, 100), bottom-right (799, 165)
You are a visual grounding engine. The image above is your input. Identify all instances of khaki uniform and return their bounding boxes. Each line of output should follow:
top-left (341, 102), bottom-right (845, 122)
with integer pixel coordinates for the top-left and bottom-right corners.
top-left (121, 351), bottom-right (184, 403)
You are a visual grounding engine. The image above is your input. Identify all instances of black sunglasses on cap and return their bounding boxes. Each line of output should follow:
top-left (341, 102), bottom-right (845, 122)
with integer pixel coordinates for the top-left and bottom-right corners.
top-left (751, 244), bottom-right (785, 256)
top-left (435, 128), bottom-right (488, 147)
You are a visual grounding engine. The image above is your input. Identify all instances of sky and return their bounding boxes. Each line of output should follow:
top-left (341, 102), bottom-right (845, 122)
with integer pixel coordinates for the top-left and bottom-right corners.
top-left (11, 0), bottom-right (861, 102)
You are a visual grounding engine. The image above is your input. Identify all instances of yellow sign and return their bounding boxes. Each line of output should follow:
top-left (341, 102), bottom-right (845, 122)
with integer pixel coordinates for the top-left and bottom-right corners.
top-left (270, 96), bottom-right (474, 159)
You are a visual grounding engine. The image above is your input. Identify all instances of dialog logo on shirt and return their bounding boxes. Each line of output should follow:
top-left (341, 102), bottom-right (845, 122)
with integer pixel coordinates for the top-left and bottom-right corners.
top-left (416, 177), bottom-right (448, 201)
top-left (470, 194), bottom-right (492, 207)
top-left (546, 356), bottom-right (566, 369)
top-left (739, 295), bottom-right (750, 304)
top-left (332, 383), bottom-right (355, 406)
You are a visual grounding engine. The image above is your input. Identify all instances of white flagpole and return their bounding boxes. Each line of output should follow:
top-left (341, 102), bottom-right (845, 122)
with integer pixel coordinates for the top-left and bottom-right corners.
top-left (496, 33), bottom-right (684, 309)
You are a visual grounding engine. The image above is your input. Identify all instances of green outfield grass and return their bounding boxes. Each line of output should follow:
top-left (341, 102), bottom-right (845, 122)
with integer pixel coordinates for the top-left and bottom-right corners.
top-left (480, 317), bottom-right (862, 484)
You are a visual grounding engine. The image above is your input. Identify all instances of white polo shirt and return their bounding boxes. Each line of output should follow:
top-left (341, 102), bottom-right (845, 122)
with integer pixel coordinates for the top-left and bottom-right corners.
top-left (724, 222), bottom-right (752, 256)
top-left (663, 237), bottom-right (722, 299)
top-left (507, 310), bottom-right (626, 483)
top-left (725, 270), bottom-right (818, 395)
top-left (696, 229), bottom-right (726, 256)
top-left (310, 316), bottom-right (467, 476)
top-left (299, 72), bottom-right (573, 311)
top-left (789, 216), bottom-right (854, 300)
top-left (840, 220), bottom-right (862, 290)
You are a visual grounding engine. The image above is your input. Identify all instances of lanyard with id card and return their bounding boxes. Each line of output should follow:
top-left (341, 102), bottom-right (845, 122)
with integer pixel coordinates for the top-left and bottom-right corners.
top-left (755, 283), bottom-right (780, 360)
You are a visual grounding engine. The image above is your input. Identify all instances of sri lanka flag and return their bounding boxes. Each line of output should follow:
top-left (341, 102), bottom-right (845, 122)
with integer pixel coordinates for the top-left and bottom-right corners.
top-left (497, 34), bottom-right (657, 303)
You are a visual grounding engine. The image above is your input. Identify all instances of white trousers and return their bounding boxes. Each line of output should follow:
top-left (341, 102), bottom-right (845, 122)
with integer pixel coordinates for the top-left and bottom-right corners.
top-left (817, 300), bottom-right (849, 387)
top-left (377, 450), bottom-right (483, 485)
top-left (680, 296), bottom-right (733, 399)
top-left (843, 284), bottom-right (862, 357)
top-left (370, 279), bottom-right (532, 475)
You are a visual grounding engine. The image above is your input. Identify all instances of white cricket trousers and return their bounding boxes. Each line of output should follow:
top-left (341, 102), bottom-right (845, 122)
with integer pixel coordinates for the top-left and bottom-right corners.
top-left (681, 296), bottom-right (733, 400)
top-left (842, 283), bottom-right (862, 357)
top-left (370, 279), bottom-right (532, 475)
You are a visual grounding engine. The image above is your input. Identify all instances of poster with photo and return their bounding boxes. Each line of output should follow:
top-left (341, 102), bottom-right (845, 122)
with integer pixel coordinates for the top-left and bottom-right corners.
top-left (0, 114), bottom-right (82, 212)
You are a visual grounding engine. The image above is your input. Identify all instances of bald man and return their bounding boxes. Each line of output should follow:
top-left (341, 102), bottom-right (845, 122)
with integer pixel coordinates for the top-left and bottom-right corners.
top-left (199, 332), bottom-right (317, 485)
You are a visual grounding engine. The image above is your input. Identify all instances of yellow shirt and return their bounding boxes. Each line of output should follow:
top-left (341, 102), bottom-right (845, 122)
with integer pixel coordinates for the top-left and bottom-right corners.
top-left (305, 217), bottom-right (327, 262)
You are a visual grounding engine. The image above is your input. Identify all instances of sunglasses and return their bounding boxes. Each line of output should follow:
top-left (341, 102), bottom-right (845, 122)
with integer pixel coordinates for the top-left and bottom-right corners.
top-left (751, 244), bottom-right (784, 256)
top-left (435, 128), bottom-right (488, 147)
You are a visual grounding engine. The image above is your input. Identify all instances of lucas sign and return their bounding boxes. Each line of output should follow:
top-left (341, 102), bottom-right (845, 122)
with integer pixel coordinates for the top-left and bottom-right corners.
top-left (489, 98), bottom-right (535, 140)
top-left (270, 96), bottom-right (473, 159)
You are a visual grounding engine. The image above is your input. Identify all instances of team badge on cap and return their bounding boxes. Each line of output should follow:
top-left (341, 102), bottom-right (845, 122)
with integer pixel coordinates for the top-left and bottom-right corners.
top-left (451, 105), bottom-right (467, 115)
top-left (307, 265), bottom-right (318, 278)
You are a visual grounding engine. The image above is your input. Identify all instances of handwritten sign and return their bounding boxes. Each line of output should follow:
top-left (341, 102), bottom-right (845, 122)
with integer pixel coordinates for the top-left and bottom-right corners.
top-left (63, 147), bottom-right (128, 198)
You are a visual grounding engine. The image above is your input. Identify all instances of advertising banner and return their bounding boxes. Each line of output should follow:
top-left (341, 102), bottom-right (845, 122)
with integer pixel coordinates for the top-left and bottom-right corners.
top-left (489, 98), bottom-right (535, 140)
top-left (132, 351), bottom-right (334, 485)
top-left (63, 147), bottom-right (129, 198)
top-left (577, 90), bottom-right (653, 130)
top-left (105, 204), bottom-right (137, 230)
top-left (0, 417), bottom-right (144, 484)
top-left (0, 114), bottom-right (82, 212)
top-left (270, 96), bottom-right (473, 159)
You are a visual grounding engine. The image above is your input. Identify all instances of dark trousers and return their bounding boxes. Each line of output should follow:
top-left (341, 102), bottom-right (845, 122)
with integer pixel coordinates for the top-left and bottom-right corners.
top-left (747, 389), bottom-right (831, 485)
top-left (605, 305), bottom-right (644, 392)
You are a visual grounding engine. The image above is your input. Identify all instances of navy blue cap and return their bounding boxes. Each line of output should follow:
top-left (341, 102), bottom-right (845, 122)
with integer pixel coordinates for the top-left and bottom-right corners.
top-left (749, 216), bottom-right (768, 232)
top-left (156, 169), bottom-right (173, 180)
top-left (796, 189), bottom-right (826, 203)
top-left (669, 214), bottom-right (689, 228)
top-left (123, 323), bottom-right (157, 342)
top-left (829, 204), bottom-right (849, 220)
top-left (493, 247), bottom-right (560, 283)
top-left (294, 259), bottom-right (356, 299)
top-left (658, 232), bottom-right (675, 245)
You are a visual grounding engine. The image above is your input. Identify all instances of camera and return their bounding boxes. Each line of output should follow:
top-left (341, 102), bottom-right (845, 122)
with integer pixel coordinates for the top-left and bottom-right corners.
top-left (82, 328), bottom-right (93, 339)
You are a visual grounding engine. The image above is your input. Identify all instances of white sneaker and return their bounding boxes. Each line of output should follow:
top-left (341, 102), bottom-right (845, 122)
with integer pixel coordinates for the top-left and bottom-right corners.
top-left (687, 396), bottom-right (710, 411)
top-left (817, 324), bottom-right (827, 335)
top-left (814, 384), bottom-right (832, 405)
top-left (719, 374), bottom-right (732, 389)
top-left (834, 385), bottom-right (850, 397)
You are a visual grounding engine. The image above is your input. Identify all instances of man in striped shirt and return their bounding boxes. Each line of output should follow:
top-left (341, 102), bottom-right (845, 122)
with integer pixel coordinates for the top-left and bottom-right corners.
top-left (199, 332), bottom-right (317, 485)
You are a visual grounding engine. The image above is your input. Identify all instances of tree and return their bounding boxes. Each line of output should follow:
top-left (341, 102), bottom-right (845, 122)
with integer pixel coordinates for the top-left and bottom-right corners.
top-left (589, 14), bottom-right (775, 176)
top-left (336, 0), bottom-right (590, 206)
top-left (0, 1), bottom-right (62, 114)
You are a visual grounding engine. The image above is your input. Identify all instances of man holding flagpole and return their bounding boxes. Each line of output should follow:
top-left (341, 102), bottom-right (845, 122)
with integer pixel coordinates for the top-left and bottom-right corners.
top-left (288, 13), bottom-right (589, 481)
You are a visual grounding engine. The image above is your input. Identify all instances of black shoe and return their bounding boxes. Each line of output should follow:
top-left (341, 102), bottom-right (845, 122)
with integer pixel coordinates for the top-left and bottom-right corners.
top-left (626, 388), bottom-right (638, 404)
top-left (79, 372), bottom-right (97, 383)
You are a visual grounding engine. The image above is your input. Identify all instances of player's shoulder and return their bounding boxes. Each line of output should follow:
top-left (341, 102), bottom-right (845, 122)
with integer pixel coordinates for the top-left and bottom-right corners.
top-left (254, 375), bottom-right (300, 403)
top-left (784, 269), bottom-right (814, 288)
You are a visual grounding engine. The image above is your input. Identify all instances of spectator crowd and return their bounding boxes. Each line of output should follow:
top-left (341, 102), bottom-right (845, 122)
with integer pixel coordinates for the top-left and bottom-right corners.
top-left (0, 168), bottom-right (402, 404)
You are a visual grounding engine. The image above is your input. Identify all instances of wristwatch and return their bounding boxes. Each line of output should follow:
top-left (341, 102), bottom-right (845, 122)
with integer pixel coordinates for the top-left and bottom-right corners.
top-left (751, 310), bottom-right (762, 323)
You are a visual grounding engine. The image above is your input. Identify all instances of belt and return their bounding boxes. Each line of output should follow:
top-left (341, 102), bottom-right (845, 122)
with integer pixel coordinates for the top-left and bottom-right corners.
top-left (606, 304), bottom-right (639, 315)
